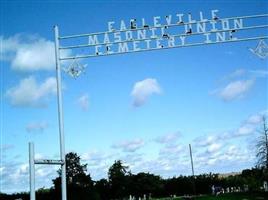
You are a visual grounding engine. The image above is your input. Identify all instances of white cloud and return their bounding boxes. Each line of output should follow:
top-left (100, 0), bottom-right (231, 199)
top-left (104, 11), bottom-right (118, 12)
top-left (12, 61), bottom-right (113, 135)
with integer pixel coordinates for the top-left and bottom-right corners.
top-left (212, 68), bottom-right (268, 102)
top-left (194, 143), bottom-right (253, 172)
top-left (81, 150), bottom-right (115, 164)
top-left (26, 121), bottom-right (48, 133)
top-left (194, 135), bottom-right (218, 147)
top-left (194, 111), bottom-right (265, 148)
top-left (236, 124), bottom-right (255, 136)
top-left (155, 131), bottom-right (181, 144)
top-left (5, 76), bottom-right (57, 107)
top-left (207, 143), bottom-right (222, 153)
top-left (193, 133), bottom-right (229, 148)
top-left (249, 70), bottom-right (268, 78)
top-left (218, 79), bottom-right (254, 101)
top-left (0, 144), bottom-right (14, 151)
top-left (77, 94), bottom-right (89, 111)
top-left (225, 145), bottom-right (241, 157)
top-left (222, 69), bottom-right (268, 81)
top-left (234, 112), bottom-right (265, 136)
top-left (131, 78), bottom-right (161, 107)
top-left (1, 34), bottom-right (71, 71)
top-left (1, 160), bottom-right (57, 193)
top-left (35, 153), bottom-right (45, 160)
top-left (246, 114), bottom-right (263, 124)
top-left (12, 39), bottom-right (55, 71)
top-left (159, 144), bottom-right (184, 155)
top-left (112, 138), bottom-right (144, 152)
top-left (1, 35), bottom-right (20, 61)
top-left (223, 69), bottom-right (246, 80)
top-left (80, 150), bottom-right (118, 180)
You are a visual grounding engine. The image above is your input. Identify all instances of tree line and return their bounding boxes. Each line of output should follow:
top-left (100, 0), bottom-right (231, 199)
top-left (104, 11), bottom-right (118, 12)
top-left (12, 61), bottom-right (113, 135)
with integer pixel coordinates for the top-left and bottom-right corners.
top-left (1, 152), bottom-right (267, 200)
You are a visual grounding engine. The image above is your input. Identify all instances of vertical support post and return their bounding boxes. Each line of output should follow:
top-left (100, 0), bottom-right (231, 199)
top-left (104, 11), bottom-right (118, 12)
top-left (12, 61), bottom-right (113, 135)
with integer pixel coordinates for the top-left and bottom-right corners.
top-left (54, 25), bottom-right (67, 200)
top-left (189, 144), bottom-right (195, 177)
top-left (189, 144), bottom-right (196, 197)
top-left (29, 142), bottom-right (35, 200)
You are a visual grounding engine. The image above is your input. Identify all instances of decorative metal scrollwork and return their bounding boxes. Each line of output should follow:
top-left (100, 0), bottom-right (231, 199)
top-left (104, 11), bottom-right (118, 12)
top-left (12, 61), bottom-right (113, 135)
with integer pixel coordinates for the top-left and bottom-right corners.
top-left (249, 40), bottom-right (268, 59)
top-left (63, 58), bottom-right (87, 78)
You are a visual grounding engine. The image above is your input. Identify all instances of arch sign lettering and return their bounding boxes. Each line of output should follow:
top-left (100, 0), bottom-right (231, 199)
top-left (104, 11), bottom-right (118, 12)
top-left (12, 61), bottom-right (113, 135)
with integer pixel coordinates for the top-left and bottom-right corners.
top-left (58, 9), bottom-right (268, 61)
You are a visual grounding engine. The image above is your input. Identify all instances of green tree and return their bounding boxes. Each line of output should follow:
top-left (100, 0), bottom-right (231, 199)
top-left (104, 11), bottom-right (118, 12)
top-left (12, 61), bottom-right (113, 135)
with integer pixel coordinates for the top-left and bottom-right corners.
top-left (95, 179), bottom-right (110, 200)
top-left (130, 172), bottom-right (164, 198)
top-left (52, 152), bottom-right (96, 200)
top-left (108, 160), bottom-right (130, 199)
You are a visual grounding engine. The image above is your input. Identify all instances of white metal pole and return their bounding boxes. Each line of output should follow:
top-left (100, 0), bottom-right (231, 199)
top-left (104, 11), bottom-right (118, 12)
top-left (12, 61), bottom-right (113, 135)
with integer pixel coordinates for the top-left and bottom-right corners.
top-left (29, 142), bottom-right (35, 200)
top-left (54, 25), bottom-right (67, 200)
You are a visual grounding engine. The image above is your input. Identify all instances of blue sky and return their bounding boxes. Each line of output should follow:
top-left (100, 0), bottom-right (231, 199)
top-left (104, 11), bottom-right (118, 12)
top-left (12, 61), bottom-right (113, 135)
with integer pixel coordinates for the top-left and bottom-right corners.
top-left (1, 0), bottom-right (268, 194)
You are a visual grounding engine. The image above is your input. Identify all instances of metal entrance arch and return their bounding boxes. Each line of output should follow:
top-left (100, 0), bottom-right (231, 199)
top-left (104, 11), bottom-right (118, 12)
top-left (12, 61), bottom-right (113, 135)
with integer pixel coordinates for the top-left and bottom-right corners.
top-left (29, 10), bottom-right (268, 200)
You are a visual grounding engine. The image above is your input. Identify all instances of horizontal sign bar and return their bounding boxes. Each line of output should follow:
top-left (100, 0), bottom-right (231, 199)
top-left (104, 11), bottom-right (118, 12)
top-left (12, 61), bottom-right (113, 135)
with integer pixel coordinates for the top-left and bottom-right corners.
top-left (59, 13), bottom-right (268, 40)
top-left (35, 159), bottom-right (64, 165)
top-left (60, 35), bottom-right (268, 60)
top-left (59, 24), bottom-right (268, 50)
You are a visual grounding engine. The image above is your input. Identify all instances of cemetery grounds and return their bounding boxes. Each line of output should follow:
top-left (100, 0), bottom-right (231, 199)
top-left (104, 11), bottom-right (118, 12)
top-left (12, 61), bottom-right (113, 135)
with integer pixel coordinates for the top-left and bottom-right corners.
top-left (152, 192), bottom-right (268, 200)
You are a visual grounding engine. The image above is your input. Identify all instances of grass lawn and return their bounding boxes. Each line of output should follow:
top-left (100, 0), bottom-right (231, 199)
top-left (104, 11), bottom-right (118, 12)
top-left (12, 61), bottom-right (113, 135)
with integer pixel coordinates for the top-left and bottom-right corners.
top-left (153, 192), bottom-right (268, 200)
top-left (196, 192), bottom-right (268, 200)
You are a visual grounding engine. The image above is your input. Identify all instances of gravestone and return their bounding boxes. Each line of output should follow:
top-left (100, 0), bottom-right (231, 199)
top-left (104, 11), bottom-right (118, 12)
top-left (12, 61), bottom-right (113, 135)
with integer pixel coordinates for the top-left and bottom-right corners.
top-left (264, 181), bottom-right (268, 192)
top-left (244, 184), bottom-right (249, 192)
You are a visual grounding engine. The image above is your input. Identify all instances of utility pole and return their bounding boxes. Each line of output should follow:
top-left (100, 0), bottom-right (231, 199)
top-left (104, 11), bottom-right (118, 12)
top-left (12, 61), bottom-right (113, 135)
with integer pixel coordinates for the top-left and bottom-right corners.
top-left (29, 143), bottom-right (35, 200)
top-left (189, 144), bottom-right (196, 198)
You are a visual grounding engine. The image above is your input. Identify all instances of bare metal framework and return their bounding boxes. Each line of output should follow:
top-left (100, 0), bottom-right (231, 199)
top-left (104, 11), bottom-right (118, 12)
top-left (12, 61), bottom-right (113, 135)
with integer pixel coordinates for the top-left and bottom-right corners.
top-left (29, 12), bottom-right (268, 200)
top-left (29, 26), bottom-right (67, 200)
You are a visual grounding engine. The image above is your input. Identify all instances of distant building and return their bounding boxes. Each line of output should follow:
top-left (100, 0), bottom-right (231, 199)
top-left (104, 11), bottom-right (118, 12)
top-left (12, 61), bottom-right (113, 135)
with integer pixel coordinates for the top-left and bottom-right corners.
top-left (218, 172), bottom-right (241, 178)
